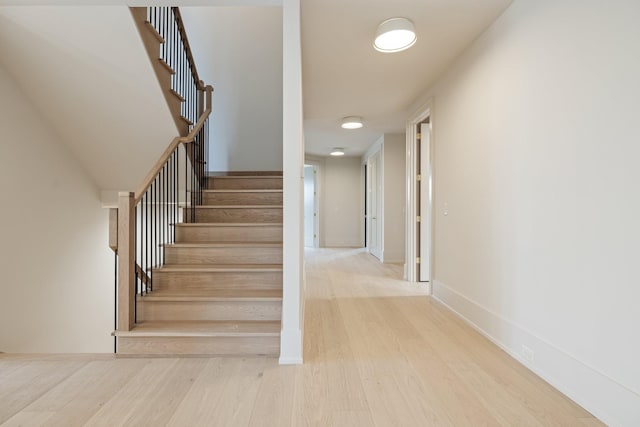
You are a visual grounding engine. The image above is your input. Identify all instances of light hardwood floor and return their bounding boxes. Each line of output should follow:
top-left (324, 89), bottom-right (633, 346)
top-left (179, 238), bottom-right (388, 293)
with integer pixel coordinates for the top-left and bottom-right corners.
top-left (0, 248), bottom-right (604, 426)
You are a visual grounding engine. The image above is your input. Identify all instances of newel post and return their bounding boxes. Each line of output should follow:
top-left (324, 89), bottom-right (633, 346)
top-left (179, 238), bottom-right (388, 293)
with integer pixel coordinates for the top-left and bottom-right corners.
top-left (117, 191), bottom-right (135, 331)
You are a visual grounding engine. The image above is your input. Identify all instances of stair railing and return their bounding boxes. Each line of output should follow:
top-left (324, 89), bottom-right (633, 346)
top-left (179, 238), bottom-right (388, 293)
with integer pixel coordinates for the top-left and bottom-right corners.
top-left (112, 6), bottom-right (213, 333)
top-left (116, 86), bottom-right (212, 332)
top-left (148, 6), bottom-right (204, 128)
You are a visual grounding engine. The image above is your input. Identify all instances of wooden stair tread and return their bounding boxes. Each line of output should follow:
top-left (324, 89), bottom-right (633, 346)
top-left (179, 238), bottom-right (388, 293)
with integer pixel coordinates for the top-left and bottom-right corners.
top-left (144, 21), bottom-right (164, 43)
top-left (114, 320), bottom-right (281, 337)
top-left (139, 289), bottom-right (283, 301)
top-left (189, 205), bottom-right (282, 209)
top-left (164, 242), bottom-right (282, 248)
top-left (157, 58), bottom-right (176, 75)
top-left (175, 222), bottom-right (282, 227)
top-left (211, 176), bottom-right (283, 179)
top-left (155, 264), bottom-right (283, 272)
top-left (203, 189), bottom-right (283, 193)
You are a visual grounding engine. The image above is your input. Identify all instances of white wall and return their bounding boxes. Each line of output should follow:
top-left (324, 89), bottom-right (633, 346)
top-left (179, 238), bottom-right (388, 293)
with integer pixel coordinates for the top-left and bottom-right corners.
top-left (382, 133), bottom-right (406, 263)
top-left (321, 157), bottom-right (363, 248)
top-left (417, 0), bottom-right (640, 425)
top-left (180, 7), bottom-right (283, 172)
top-left (0, 6), bottom-right (178, 196)
top-left (0, 66), bottom-right (114, 353)
top-left (307, 156), bottom-right (363, 248)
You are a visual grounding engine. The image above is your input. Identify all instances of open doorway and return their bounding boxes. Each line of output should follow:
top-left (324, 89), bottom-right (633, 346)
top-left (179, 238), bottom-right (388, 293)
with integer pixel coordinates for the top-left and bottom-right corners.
top-left (416, 118), bottom-right (432, 282)
top-left (303, 164), bottom-right (319, 248)
top-left (406, 102), bottom-right (433, 285)
top-left (366, 149), bottom-right (383, 260)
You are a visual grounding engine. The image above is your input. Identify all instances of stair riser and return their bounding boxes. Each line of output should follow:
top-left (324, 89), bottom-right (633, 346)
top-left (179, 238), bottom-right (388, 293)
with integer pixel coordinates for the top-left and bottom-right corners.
top-left (153, 271), bottom-right (283, 292)
top-left (117, 336), bottom-right (280, 356)
top-left (187, 208), bottom-right (283, 223)
top-left (165, 246), bottom-right (282, 265)
top-left (208, 177), bottom-right (283, 190)
top-left (176, 225), bottom-right (282, 243)
top-left (137, 300), bottom-right (282, 322)
top-left (203, 192), bottom-right (282, 206)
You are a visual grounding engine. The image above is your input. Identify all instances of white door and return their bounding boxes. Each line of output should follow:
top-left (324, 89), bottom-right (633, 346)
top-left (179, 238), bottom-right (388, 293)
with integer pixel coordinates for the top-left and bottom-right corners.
top-left (368, 151), bottom-right (383, 260)
top-left (303, 165), bottom-right (317, 247)
top-left (419, 122), bottom-right (431, 281)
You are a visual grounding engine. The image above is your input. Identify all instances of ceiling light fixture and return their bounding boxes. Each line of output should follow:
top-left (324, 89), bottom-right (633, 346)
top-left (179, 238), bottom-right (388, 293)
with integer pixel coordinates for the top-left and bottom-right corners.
top-left (330, 148), bottom-right (345, 156)
top-left (341, 116), bottom-right (363, 129)
top-left (374, 17), bottom-right (417, 53)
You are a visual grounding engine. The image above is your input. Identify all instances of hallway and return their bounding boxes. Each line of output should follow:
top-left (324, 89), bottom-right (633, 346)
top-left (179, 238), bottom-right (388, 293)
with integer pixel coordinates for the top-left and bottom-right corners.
top-left (0, 249), bottom-right (601, 426)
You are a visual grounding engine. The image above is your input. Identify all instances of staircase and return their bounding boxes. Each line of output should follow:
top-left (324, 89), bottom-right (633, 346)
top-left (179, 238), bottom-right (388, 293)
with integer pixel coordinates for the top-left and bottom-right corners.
top-left (116, 173), bottom-right (283, 356)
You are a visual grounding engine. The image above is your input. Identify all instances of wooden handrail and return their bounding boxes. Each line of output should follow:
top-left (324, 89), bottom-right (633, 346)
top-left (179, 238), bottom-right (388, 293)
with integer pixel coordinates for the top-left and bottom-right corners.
top-left (134, 85), bottom-right (213, 203)
top-left (172, 7), bottom-right (205, 91)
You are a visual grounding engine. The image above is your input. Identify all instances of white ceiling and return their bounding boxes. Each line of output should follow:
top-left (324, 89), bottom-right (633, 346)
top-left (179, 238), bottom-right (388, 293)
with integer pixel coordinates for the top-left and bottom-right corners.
top-left (0, 6), bottom-right (178, 191)
top-left (0, 0), bottom-right (514, 166)
top-left (301, 0), bottom-right (513, 157)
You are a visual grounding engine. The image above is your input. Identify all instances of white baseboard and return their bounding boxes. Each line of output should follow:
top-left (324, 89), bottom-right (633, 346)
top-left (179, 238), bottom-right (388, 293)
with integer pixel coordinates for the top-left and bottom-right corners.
top-left (279, 327), bottom-right (303, 365)
top-left (433, 280), bottom-right (640, 427)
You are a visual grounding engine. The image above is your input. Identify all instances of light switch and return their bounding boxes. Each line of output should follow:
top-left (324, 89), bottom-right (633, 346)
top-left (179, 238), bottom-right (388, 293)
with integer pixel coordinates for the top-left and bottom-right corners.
top-left (443, 202), bottom-right (449, 216)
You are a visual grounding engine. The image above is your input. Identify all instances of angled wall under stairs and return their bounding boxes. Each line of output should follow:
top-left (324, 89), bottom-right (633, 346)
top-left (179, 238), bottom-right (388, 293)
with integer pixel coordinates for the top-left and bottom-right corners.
top-left (115, 173), bottom-right (283, 356)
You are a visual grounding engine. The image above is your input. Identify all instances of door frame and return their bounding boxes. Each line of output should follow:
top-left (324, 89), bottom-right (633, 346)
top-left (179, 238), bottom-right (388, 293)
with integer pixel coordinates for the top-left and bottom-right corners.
top-left (303, 163), bottom-right (319, 248)
top-left (406, 100), bottom-right (434, 287)
top-left (366, 146), bottom-right (383, 260)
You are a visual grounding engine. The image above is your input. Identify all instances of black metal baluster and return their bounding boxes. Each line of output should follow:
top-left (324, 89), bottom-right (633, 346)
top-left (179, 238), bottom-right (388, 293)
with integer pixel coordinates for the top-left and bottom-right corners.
top-left (147, 188), bottom-right (150, 295)
top-left (151, 178), bottom-right (155, 293)
top-left (185, 144), bottom-right (189, 223)
top-left (157, 166), bottom-right (165, 268)
top-left (114, 250), bottom-right (118, 353)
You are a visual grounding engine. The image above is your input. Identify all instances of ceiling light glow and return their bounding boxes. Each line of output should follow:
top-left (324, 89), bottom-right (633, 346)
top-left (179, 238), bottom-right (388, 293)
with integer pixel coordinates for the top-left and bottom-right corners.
top-left (330, 148), bottom-right (345, 156)
top-left (374, 17), bottom-right (417, 53)
top-left (341, 116), bottom-right (363, 129)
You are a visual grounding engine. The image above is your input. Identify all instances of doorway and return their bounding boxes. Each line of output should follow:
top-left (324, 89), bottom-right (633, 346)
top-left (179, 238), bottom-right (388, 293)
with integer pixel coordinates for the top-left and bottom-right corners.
top-left (405, 101), bottom-right (433, 284)
top-left (303, 164), bottom-right (318, 248)
top-left (367, 150), bottom-right (382, 260)
top-left (417, 119), bottom-right (431, 282)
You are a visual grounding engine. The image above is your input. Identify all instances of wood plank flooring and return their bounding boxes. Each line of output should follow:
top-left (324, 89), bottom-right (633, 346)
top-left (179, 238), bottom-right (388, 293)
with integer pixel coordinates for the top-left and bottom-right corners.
top-left (0, 248), bottom-right (603, 426)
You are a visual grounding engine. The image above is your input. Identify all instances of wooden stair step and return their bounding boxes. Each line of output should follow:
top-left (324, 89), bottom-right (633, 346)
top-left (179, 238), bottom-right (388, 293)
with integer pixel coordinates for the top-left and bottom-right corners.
top-left (186, 206), bottom-right (282, 223)
top-left (137, 292), bottom-right (282, 322)
top-left (175, 223), bottom-right (282, 243)
top-left (140, 288), bottom-right (283, 301)
top-left (164, 242), bottom-right (282, 248)
top-left (114, 321), bottom-right (280, 356)
top-left (190, 205), bottom-right (283, 208)
top-left (204, 189), bottom-right (283, 193)
top-left (209, 171), bottom-right (283, 176)
top-left (164, 243), bottom-right (282, 265)
top-left (202, 189), bottom-right (283, 206)
top-left (152, 264), bottom-right (283, 292)
top-left (208, 176), bottom-right (283, 190)
top-left (115, 320), bottom-right (281, 337)
top-left (155, 264), bottom-right (283, 273)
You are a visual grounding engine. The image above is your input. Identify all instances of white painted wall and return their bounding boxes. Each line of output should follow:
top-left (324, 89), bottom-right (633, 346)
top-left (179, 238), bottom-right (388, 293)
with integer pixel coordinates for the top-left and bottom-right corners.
top-left (413, 0), bottom-right (640, 424)
top-left (382, 133), bottom-right (406, 263)
top-left (0, 66), bottom-right (114, 353)
top-left (180, 7), bottom-right (283, 172)
top-left (0, 6), bottom-right (178, 196)
top-left (321, 157), bottom-right (364, 248)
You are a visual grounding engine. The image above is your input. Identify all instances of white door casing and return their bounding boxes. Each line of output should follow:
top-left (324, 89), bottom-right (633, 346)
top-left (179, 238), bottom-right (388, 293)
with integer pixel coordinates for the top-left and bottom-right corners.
top-left (419, 122), bottom-right (432, 282)
top-left (405, 100), bottom-right (433, 286)
top-left (368, 150), bottom-right (383, 260)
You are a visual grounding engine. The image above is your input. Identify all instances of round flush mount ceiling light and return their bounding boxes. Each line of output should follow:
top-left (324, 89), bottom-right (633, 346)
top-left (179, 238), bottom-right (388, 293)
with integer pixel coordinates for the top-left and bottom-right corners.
top-left (374, 17), bottom-right (417, 53)
top-left (341, 116), bottom-right (363, 129)
top-left (330, 148), bottom-right (345, 156)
